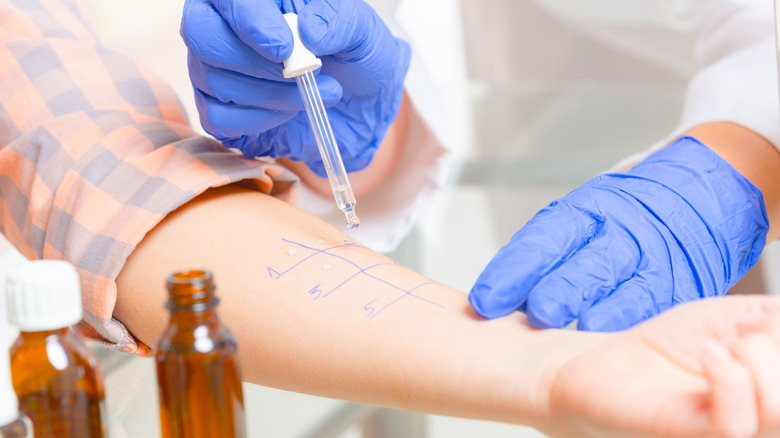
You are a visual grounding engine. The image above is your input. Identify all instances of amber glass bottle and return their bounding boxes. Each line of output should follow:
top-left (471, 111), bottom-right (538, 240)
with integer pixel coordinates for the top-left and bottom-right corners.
top-left (156, 270), bottom-right (246, 438)
top-left (0, 322), bottom-right (32, 438)
top-left (5, 260), bottom-right (106, 438)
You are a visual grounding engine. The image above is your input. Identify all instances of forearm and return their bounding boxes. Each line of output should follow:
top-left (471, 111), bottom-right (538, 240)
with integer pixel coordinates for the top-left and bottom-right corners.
top-left (114, 184), bottom-right (606, 428)
top-left (685, 122), bottom-right (780, 240)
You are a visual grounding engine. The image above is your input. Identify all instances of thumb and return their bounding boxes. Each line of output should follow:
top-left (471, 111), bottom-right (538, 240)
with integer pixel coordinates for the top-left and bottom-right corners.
top-left (298, 0), bottom-right (384, 58)
top-left (209, 0), bottom-right (293, 62)
top-left (469, 201), bottom-right (604, 319)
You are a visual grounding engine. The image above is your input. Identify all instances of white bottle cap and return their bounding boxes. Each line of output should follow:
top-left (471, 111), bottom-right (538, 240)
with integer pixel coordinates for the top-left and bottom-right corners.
top-left (5, 260), bottom-right (83, 332)
top-left (282, 13), bottom-right (322, 78)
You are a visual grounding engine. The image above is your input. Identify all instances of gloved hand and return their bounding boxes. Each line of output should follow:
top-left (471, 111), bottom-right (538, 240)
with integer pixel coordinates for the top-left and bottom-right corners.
top-left (469, 137), bottom-right (769, 331)
top-left (181, 0), bottom-right (410, 177)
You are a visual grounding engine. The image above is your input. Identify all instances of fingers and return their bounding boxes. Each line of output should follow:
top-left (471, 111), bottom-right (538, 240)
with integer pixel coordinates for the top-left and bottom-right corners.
top-left (182, 0), bottom-right (291, 79)
top-left (468, 202), bottom-right (604, 319)
top-left (704, 340), bottom-right (758, 438)
top-left (303, 140), bottom-right (376, 177)
top-left (529, 197), bottom-right (698, 331)
top-left (574, 277), bottom-right (655, 331)
top-left (702, 308), bottom-right (780, 437)
top-left (189, 56), bottom-right (299, 110)
top-left (732, 309), bottom-right (780, 435)
top-left (209, 0), bottom-right (292, 62)
top-left (730, 334), bottom-right (780, 430)
top-left (523, 232), bottom-right (640, 329)
top-left (254, 115), bottom-right (321, 162)
top-left (188, 56), bottom-right (343, 110)
top-left (570, 227), bottom-right (693, 331)
top-left (738, 306), bottom-right (780, 341)
top-left (195, 90), bottom-right (297, 140)
top-left (298, 0), bottom-right (383, 58)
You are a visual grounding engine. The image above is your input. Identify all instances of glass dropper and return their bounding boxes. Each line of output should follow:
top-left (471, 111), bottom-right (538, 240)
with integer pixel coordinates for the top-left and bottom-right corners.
top-left (283, 13), bottom-right (360, 229)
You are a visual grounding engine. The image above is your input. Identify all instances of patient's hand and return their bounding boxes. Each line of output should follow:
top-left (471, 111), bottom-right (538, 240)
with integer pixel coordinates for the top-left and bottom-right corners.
top-left (546, 296), bottom-right (780, 438)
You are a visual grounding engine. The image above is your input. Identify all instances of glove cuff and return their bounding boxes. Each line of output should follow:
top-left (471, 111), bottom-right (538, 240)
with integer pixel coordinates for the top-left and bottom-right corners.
top-left (622, 136), bottom-right (769, 294)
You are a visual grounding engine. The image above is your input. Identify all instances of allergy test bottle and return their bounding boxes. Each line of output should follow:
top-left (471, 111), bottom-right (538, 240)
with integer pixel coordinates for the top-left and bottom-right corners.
top-left (156, 270), bottom-right (246, 438)
top-left (0, 321), bottom-right (32, 438)
top-left (5, 260), bottom-right (107, 438)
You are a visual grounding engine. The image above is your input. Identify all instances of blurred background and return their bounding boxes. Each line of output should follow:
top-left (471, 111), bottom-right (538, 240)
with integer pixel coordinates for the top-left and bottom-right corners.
top-left (1, 0), bottom-right (779, 436)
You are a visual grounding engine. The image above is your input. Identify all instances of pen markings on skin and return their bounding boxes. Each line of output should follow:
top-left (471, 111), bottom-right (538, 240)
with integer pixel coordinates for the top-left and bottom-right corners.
top-left (370, 282), bottom-right (439, 319)
top-left (268, 238), bottom-right (444, 316)
top-left (364, 299), bottom-right (378, 317)
top-left (321, 262), bottom-right (397, 298)
top-left (309, 284), bottom-right (323, 300)
top-left (283, 243), bottom-right (431, 303)
top-left (267, 267), bottom-right (281, 279)
top-left (268, 240), bottom-right (365, 279)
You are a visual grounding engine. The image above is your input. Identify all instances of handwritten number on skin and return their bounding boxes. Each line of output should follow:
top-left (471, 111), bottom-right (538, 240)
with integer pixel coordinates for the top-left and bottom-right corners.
top-left (267, 239), bottom-right (444, 315)
top-left (364, 299), bottom-right (377, 317)
top-left (309, 284), bottom-right (323, 300)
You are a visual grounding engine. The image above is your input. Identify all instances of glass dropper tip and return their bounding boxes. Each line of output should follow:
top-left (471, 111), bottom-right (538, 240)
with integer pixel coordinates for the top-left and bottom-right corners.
top-left (344, 209), bottom-right (360, 229)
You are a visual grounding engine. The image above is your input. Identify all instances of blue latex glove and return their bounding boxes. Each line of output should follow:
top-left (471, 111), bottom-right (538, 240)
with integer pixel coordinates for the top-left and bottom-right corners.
top-left (181, 0), bottom-right (410, 176)
top-left (469, 137), bottom-right (769, 331)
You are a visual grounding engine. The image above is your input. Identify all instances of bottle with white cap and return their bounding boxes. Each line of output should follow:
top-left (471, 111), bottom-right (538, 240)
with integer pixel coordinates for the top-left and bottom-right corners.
top-left (5, 260), bottom-right (106, 438)
top-left (0, 320), bottom-right (32, 438)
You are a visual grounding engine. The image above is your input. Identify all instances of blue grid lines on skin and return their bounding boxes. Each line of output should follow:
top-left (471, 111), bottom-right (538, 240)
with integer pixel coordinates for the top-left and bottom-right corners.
top-left (267, 238), bottom-right (443, 319)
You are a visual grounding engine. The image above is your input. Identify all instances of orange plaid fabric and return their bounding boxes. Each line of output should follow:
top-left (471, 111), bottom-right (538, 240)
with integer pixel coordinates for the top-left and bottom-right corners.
top-left (0, 0), bottom-right (297, 355)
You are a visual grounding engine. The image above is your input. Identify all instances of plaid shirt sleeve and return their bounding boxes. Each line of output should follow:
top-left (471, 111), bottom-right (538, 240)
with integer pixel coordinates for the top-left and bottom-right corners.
top-left (0, 0), bottom-right (298, 355)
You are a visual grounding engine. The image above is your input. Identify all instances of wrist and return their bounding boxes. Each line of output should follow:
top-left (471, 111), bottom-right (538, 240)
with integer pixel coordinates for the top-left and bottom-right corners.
top-left (446, 315), bottom-right (613, 429)
top-left (506, 328), bottom-right (614, 433)
top-left (623, 136), bottom-right (768, 294)
top-left (685, 122), bottom-right (780, 241)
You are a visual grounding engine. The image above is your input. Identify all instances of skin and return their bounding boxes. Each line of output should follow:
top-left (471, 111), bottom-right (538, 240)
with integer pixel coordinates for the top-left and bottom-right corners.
top-left (733, 306), bottom-right (780, 438)
top-left (685, 122), bottom-right (780, 241)
top-left (549, 296), bottom-right (780, 438)
top-left (10, 0), bottom-right (780, 434)
top-left (114, 183), bottom-right (780, 437)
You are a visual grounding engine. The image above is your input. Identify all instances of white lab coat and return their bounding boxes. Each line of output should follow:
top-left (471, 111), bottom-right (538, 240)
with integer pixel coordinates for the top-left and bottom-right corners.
top-left (419, 0), bottom-right (780, 293)
top-left (83, 0), bottom-right (779, 252)
top-left (458, 0), bottom-right (779, 169)
top-left (612, 0), bottom-right (780, 169)
top-left (356, 0), bottom-right (780, 249)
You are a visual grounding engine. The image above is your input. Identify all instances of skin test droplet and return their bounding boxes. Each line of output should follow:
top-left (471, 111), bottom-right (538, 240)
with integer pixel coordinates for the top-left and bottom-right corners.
top-left (287, 248), bottom-right (298, 256)
top-left (316, 239), bottom-right (326, 244)
top-left (322, 264), bottom-right (333, 271)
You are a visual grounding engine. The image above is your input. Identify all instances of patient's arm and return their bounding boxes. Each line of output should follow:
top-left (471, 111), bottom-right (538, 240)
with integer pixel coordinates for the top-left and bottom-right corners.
top-left (115, 184), bottom-right (596, 428)
top-left (552, 295), bottom-right (780, 437)
top-left (115, 184), bottom-right (780, 437)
